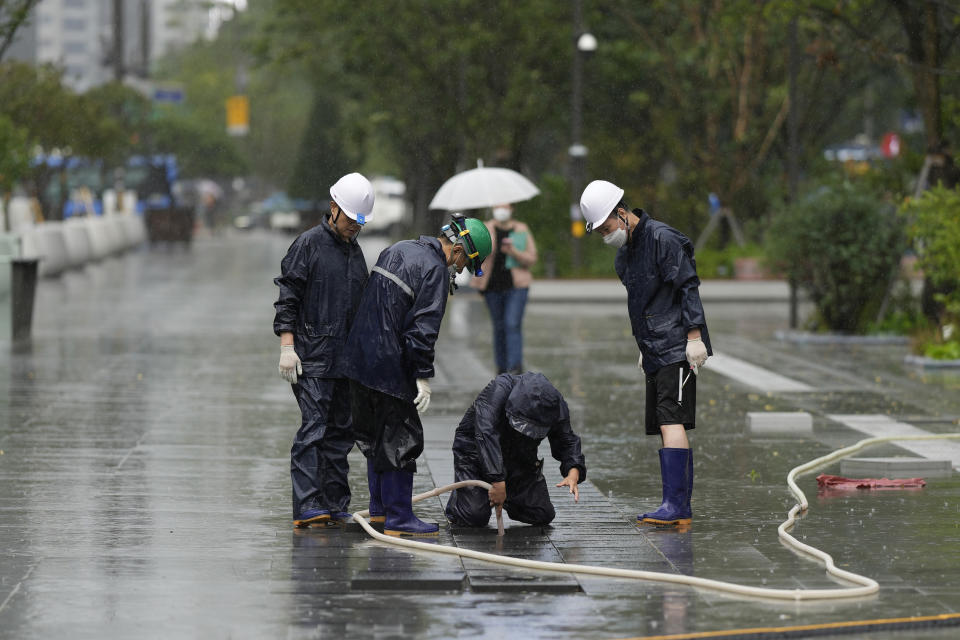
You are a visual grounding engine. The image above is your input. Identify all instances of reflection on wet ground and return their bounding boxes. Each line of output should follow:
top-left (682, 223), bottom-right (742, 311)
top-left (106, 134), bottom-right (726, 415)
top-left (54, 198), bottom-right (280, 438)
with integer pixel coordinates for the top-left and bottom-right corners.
top-left (1, 232), bottom-right (958, 639)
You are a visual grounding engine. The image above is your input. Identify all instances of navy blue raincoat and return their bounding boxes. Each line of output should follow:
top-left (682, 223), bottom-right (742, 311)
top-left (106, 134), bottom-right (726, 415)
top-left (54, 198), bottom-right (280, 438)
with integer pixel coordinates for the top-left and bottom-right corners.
top-left (340, 236), bottom-right (448, 400)
top-left (453, 373), bottom-right (586, 484)
top-left (615, 209), bottom-right (713, 374)
top-left (273, 215), bottom-right (369, 377)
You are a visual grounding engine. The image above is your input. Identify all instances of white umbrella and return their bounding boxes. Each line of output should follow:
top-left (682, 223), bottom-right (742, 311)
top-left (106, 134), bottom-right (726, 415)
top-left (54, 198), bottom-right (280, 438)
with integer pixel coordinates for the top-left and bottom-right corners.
top-left (196, 179), bottom-right (224, 200)
top-left (429, 161), bottom-right (540, 210)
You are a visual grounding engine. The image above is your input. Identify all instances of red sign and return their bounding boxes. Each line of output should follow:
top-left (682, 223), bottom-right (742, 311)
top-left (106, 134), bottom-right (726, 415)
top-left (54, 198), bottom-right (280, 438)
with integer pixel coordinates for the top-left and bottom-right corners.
top-left (881, 132), bottom-right (901, 158)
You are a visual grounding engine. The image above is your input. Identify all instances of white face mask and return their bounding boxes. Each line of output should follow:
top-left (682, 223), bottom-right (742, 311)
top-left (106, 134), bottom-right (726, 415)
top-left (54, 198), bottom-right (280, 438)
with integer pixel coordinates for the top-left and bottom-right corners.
top-left (492, 207), bottom-right (512, 222)
top-left (603, 228), bottom-right (627, 248)
top-left (603, 214), bottom-right (628, 249)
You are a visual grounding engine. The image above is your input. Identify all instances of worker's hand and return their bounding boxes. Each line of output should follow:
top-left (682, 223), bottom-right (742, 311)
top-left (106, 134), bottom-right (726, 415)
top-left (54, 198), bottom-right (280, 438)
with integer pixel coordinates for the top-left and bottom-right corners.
top-left (278, 345), bottom-right (302, 384)
top-left (637, 352), bottom-right (643, 369)
top-left (685, 337), bottom-right (708, 375)
top-left (556, 468), bottom-right (580, 502)
top-left (488, 481), bottom-right (506, 507)
top-left (414, 378), bottom-right (431, 413)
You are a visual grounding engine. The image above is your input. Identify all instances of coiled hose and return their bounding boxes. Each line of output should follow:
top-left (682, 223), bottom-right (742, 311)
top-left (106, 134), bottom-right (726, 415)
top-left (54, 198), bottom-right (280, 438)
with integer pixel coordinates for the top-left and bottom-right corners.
top-left (352, 433), bottom-right (960, 601)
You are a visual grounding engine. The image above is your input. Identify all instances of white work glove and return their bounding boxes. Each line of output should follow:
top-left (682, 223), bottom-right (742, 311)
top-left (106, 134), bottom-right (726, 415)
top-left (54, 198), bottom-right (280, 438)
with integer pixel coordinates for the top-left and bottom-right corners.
top-left (414, 378), bottom-right (431, 413)
top-left (637, 352), bottom-right (643, 369)
top-left (685, 337), bottom-right (708, 375)
top-left (278, 345), bottom-right (302, 384)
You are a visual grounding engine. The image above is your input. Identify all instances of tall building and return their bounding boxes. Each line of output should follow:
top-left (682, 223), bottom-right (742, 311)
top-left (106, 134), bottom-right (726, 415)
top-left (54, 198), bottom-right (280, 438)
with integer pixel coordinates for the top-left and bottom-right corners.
top-left (5, 0), bottom-right (215, 92)
top-left (150, 0), bottom-right (209, 67)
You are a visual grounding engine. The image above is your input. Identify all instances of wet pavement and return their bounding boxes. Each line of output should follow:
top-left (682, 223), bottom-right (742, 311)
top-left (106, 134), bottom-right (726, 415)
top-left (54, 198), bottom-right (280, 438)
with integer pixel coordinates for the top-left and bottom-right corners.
top-left (2, 230), bottom-right (959, 639)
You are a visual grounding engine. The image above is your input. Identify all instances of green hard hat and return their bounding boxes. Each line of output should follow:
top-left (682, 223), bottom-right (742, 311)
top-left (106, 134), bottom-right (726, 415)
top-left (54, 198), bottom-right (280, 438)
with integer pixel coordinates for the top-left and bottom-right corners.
top-left (462, 217), bottom-right (492, 271)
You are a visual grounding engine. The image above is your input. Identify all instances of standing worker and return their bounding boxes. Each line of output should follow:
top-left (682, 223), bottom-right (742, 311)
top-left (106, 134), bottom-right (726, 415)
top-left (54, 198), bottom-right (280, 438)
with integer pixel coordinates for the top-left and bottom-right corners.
top-left (342, 214), bottom-right (492, 536)
top-left (445, 372), bottom-right (586, 528)
top-left (274, 172), bottom-right (374, 528)
top-left (579, 179), bottom-right (712, 527)
top-left (471, 204), bottom-right (538, 374)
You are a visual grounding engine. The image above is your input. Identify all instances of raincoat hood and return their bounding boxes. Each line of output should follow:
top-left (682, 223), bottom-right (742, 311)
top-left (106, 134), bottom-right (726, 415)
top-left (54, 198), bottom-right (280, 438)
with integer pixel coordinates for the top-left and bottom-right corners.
top-left (505, 372), bottom-right (569, 440)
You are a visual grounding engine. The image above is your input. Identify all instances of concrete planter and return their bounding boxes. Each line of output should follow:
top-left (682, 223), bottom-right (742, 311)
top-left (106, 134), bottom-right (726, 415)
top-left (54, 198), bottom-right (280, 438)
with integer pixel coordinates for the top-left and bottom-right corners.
top-left (775, 330), bottom-right (909, 345)
top-left (904, 354), bottom-right (960, 369)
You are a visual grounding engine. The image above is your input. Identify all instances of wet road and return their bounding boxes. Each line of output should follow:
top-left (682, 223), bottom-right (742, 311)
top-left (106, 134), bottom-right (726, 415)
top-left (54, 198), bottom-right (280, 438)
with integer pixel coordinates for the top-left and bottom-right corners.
top-left (2, 230), bottom-right (958, 639)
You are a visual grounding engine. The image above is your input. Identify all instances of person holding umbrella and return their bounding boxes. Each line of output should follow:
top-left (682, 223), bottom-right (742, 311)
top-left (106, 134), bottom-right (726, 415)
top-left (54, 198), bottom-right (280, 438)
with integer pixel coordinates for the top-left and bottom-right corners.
top-left (341, 214), bottom-right (492, 536)
top-left (471, 203), bottom-right (538, 374)
top-left (579, 179), bottom-right (712, 527)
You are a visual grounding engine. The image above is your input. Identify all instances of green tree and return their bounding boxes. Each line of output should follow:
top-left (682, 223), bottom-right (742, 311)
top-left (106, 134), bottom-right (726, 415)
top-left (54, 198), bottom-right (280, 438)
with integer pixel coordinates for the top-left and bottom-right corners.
top-left (152, 2), bottom-right (313, 187)
top-left (287, 93), bottom-right (351, 202)
top-left (0, 114), bottom-right (29, 211)
top-left (150, 113), bottom-right (248, 178)
top-left (264, 0), bottom-right (571, 231)
top-left (0, 0), bottom-right (39, 61)
top-left (804, 0), bottom-right (960, 152)
top-left (0, 62), bottom-right (127, 218)
top-left (583, 1), bottom-right (917, 242)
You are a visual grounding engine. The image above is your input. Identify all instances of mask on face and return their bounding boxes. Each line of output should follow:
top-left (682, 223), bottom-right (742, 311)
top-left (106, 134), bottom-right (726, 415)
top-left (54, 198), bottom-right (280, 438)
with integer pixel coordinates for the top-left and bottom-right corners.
top-left (602, 214), bottom-right (628, 249)
top-left (492, 207), bottom-right (512, 222)
top-left (604, 227), bottom-right (627, 249)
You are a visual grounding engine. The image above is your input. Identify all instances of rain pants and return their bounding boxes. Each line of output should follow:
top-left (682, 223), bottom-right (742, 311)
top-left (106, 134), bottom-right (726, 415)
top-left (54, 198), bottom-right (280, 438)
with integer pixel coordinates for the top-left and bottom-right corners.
top-left (341, 236), bottom-right (449, 471)
top-left (273, 215), bottom-right (368, 517)
top-left (445, 373), bottom-right (587, 527)
top-left (614, 209), bottom-right (712, 375)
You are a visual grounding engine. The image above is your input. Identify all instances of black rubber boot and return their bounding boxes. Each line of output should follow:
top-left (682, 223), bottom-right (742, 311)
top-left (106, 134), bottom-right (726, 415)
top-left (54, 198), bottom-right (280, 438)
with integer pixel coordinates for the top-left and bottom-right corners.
top-left (367, 458), bottom-right (385, 523)
top-left (382, 470), bottom-right (439, 537)
top-left (638, 448), bottom-right (692, 526)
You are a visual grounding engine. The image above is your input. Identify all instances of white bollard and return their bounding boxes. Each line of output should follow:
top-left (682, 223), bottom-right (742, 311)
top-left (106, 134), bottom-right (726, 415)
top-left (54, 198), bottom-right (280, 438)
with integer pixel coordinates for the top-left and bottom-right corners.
top-left (121, 214), bottom-right (147, 247)
top-left (63, 217), bottom-right (93, 267)
top-left (8, 197), bottom-right (35, 234)
top-left (36, 222), bottom-right (69, 277)
top-left (104, 215), bottom-right (127, 254)
top-left (83, 217), bottom-right (110, 261)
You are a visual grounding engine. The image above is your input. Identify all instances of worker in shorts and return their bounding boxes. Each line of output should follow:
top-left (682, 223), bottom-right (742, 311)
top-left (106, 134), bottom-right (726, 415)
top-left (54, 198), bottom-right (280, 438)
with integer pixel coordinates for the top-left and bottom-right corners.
top-left (579, 179), bottom-right (712, 526)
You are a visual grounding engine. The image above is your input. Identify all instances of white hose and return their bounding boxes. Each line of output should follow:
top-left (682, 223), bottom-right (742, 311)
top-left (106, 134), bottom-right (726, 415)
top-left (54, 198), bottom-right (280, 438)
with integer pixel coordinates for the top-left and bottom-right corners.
top-left (352, 433), bottom-right (960, 601)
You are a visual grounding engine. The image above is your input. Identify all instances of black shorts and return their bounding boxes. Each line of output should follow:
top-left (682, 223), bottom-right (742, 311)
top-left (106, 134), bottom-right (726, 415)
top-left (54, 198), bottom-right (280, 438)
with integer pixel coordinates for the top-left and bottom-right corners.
top-left (644, 360), bottom-right (697, 436)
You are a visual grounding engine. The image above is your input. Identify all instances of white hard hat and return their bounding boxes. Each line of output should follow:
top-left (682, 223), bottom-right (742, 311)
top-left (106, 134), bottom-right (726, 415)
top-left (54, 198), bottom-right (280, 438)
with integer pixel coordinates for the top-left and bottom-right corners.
top-left (330, 173), bottom-right (375, 224)
top-left (580, 179), bottom-right (624, 233)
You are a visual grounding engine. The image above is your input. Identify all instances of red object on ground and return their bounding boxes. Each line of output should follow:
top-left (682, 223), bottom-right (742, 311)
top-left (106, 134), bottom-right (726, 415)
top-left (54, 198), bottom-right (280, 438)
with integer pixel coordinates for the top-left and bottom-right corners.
top-left (817, 474), bottom-right (926, 489)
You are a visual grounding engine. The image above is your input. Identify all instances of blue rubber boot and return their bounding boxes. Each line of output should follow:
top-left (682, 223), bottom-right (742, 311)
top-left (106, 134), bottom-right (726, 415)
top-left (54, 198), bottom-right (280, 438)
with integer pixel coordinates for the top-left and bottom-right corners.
top-left (638, 448), bottom-right (692, 526)
top-left (293, 508), bottom-right (330, 528)
top-left (382, 470), bottom-right (439, 537)
top-left (367, 459), bottom-right (385, 524)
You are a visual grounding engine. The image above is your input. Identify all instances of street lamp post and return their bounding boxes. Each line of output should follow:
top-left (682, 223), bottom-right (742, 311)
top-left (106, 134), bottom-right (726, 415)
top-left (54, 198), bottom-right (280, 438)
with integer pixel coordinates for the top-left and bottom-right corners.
top-left (569, 0), bottom-right (595, 272)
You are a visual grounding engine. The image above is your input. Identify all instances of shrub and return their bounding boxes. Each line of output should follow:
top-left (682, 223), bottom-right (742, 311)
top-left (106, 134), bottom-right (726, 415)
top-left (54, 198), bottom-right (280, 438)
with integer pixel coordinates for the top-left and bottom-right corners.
top-left (900, 186), bottom-right (960, 320)
top-left (766, 180), bottom-right (906, 333)
top-left (900, 186), bottom-right (960, 359)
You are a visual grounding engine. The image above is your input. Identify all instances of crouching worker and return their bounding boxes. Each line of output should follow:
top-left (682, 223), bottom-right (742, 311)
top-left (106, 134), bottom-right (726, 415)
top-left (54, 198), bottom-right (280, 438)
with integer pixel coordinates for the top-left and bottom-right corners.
top-left (445, 372), bottom-right (586, 528)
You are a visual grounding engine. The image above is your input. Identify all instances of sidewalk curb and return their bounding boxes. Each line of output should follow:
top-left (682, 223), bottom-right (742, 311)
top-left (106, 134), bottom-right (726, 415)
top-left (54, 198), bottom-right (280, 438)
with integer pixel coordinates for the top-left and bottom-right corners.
top-left (506, 279), bottom-right (801, 304)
